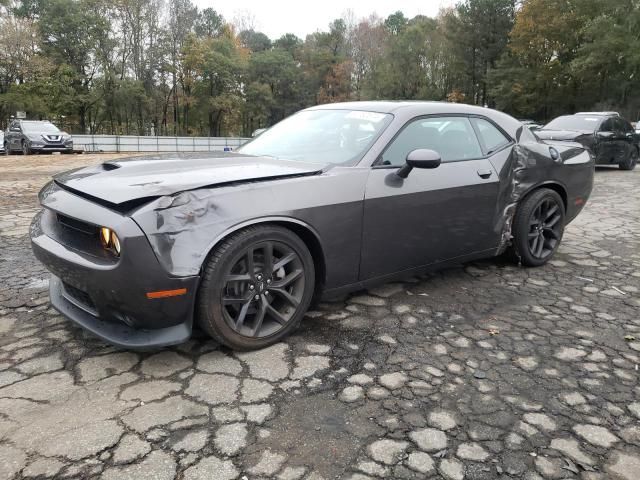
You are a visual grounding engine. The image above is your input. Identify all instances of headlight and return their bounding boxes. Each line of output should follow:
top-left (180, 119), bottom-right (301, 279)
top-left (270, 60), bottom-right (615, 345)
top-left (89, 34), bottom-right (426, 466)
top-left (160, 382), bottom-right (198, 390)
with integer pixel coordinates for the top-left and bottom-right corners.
top-left (99, 227), bottom-right (121, 256)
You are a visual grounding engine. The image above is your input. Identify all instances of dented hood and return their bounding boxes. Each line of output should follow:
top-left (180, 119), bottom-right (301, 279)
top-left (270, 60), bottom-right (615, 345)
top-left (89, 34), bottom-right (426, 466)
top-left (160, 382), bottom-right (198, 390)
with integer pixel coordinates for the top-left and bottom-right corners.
top-left (54, 153), bottom-right (325, 205)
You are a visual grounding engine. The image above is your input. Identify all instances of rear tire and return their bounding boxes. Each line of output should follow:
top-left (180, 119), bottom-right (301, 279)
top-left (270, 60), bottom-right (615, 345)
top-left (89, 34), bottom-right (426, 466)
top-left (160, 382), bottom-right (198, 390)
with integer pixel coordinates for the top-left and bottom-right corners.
top-left (619, 148), bottom-right (638, 170)
top-left (511, 188), bottom-right (565, 267)
top-left (3, 143), bottom-right (8, 155)
top-left (196, 225), bottom-right (315, 350)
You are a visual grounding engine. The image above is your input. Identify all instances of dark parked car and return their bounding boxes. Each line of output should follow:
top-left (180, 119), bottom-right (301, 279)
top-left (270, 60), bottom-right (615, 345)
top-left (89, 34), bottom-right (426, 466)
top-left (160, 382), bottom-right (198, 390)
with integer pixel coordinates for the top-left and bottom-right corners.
top-left (4, 120), bottom-right (73, 155)
top-left (30, 102), bottom-right (594, 350)
top-left (536, 112), bottom-right (638, 170)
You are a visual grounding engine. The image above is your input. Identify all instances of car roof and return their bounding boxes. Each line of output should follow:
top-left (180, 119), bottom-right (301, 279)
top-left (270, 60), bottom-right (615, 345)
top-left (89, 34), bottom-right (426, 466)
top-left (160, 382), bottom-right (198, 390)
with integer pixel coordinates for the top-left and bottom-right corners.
top-left (309, 100), bottom-right (490, 115)
top-left (306, 101), bottom-right (522, 137)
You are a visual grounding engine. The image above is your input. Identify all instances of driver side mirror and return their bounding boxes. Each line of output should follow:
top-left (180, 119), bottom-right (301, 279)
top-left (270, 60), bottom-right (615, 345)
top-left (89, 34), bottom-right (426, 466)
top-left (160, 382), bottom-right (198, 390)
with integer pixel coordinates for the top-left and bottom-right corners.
top-left (396, 149), bottom-right (441, 179)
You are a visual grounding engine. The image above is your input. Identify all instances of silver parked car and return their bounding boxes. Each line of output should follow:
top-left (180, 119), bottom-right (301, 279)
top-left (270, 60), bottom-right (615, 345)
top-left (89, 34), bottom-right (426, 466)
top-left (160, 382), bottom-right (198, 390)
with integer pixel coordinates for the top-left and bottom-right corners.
top-left (4, 120), bottom-right (73, 155)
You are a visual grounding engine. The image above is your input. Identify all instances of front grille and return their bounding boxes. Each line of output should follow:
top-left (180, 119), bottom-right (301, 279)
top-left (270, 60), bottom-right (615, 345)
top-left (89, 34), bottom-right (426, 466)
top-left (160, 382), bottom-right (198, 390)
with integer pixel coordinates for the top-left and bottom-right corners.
top-left (57, 214), bottom-right (97, 236)
top-left (62, 281), bottom-right (97, 314)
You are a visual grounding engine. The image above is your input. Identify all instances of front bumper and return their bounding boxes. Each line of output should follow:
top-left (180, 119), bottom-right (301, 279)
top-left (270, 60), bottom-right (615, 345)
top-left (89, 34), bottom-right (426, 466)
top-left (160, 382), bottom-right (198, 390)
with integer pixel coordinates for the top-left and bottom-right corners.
top-left (31, 143), bottom-right (73, 153)
top-left (30, 185), bottom-right (198, 348)
top-left (48, 275), bottom-right (193, 348)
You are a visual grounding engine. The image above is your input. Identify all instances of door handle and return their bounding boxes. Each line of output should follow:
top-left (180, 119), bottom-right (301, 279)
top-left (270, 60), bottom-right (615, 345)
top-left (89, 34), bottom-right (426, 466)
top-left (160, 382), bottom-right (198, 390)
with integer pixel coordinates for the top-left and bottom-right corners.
top-left (477, 169), bottom-right (493, 179)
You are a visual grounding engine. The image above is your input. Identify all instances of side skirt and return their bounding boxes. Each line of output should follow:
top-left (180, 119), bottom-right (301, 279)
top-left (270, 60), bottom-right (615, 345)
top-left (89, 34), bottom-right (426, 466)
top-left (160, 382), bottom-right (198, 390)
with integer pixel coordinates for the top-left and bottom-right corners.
top-left (320, 248), bottom-right (497, 300)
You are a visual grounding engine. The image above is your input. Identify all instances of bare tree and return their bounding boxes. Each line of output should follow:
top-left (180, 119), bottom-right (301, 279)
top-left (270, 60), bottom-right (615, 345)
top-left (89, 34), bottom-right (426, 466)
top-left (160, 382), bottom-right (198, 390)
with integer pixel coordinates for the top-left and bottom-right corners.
top-left (232, 9), bottom-right (258, 34)
top-left (349, 14), bottom-right (386, 100)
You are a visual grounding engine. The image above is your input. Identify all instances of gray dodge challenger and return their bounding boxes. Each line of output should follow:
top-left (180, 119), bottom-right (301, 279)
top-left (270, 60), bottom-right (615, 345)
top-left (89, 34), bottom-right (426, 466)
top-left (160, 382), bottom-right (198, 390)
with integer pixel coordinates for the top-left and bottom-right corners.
top-left (30, 102), bottom-right (595, 350)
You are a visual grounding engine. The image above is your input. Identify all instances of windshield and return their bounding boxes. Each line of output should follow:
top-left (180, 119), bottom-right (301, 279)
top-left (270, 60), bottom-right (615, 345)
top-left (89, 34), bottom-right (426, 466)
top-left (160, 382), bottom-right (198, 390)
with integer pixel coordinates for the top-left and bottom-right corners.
top-left (21, 122), bottom-right (61, 134)
top-left (544, 116), bottom-right (602, 131)
top-left (238, 109), bottom-right (393, 165)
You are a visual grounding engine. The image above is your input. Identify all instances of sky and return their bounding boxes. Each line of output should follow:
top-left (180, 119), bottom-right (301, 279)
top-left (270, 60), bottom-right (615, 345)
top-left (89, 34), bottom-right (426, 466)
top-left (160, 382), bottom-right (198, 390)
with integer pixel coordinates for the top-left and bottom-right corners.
top-left (193, 0), bottom-right (456, 40)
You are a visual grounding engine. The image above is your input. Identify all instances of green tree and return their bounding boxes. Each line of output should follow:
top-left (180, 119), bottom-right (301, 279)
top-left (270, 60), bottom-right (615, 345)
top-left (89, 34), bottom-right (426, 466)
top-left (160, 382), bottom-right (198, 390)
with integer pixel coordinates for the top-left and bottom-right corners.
top-left (195, 8), bottom-right (224, 38)
top-left (368, 16), bottom-right (452, 100)
top-left (384, 11), bottom-right (408, 35)
top-left (571, 0), bottom-right (640, 118)
top-left (444, 0), bottom-right (515, 106)
top-left (273, 34), bottom-right (303, 58)
top-left (38, 0), bottom-right (111, 132)
top-left (489, 0), bottom-right (601, 119)
top-left (183, 31), bottom-right (247, 136)
top-left (248, 49), bottom-right (303, 122)
top-left (239, 30), bottom-right (271, 52)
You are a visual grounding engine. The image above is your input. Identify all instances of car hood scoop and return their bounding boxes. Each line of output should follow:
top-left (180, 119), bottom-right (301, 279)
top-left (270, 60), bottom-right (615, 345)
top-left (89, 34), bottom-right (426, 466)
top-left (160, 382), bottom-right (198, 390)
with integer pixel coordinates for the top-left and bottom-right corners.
top-left (54, 153), bottom-right (325, 206)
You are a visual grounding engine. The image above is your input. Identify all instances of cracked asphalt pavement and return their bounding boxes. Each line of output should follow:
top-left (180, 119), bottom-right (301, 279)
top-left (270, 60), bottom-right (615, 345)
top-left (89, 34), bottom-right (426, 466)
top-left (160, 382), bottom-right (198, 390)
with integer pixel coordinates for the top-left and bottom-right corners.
top-left (0, 154), bottom-right (639, 480)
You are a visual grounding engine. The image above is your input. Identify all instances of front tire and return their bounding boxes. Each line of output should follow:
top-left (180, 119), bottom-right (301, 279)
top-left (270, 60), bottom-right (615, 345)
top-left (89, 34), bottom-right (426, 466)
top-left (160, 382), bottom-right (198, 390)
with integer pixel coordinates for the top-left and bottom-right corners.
top-left (3, 143), bottom-right (9, 155)
top-left (22, 141), bottom-right (31, 155)
top-left (619, 148), bottom-right (638, 171)
top-left (512, 188), bottom-right (565, 267)
top-left (196, 225), bottom-right (315, 350)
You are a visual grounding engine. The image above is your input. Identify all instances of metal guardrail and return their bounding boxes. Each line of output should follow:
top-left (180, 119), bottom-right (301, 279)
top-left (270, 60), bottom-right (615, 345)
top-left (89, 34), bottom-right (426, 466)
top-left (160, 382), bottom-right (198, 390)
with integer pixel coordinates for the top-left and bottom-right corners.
top-left (71, 135), bottom-right (251, 153)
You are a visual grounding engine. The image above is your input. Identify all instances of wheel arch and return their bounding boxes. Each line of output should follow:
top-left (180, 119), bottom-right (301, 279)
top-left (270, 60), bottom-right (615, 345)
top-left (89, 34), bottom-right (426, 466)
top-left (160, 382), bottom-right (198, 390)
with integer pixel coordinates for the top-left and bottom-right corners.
top-left (200, 216), bottom-right (327, 294)
top-left (521, 181), bottom-right (568, 212)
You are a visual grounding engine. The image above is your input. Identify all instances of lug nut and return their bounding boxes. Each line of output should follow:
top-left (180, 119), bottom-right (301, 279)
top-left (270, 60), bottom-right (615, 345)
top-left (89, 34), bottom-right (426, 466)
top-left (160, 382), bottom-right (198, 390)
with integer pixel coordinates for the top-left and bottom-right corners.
top-left (254, 295), bottom-right (260, 300)
top-left (266, 279), bottom-right (271, 284)
top-left (257, 274), bottom-right (263, 280)
top-left (249, 284), bottom-right (254, 290)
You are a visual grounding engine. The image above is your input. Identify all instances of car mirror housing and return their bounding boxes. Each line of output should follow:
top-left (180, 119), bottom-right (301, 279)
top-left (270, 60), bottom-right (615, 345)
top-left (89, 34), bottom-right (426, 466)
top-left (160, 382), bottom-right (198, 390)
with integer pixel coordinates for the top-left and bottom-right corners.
top-left (396, 149), bottom-right (442, 179)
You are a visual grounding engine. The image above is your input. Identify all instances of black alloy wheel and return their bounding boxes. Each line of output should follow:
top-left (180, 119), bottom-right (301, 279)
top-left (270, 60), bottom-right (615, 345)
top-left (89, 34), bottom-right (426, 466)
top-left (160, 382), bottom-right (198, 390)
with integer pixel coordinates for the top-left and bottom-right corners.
top-left (221, 241), bottom-right (305, 338)
top-left (512, 188), bottom-right (565, 267)
top-left (620, 148), bottom-right (638, 171)
top-left (527, 198), bottom-right (562, 260)
top-left (22, 141), bottom-right (31, 155)
top-left (197, 225), bottom-right (315, 350)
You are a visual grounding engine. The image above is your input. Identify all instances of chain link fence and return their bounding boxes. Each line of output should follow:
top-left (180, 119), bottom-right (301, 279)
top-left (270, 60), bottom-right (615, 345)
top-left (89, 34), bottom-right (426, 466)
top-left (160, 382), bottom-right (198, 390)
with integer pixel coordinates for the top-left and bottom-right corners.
top-left (72, 135), bottom-right (251, 153)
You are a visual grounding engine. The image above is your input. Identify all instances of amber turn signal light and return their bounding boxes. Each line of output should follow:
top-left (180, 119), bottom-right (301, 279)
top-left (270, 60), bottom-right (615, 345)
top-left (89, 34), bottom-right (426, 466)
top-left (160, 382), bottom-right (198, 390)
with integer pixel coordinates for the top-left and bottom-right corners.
top-left (146, 288), bottom-right (187, 299)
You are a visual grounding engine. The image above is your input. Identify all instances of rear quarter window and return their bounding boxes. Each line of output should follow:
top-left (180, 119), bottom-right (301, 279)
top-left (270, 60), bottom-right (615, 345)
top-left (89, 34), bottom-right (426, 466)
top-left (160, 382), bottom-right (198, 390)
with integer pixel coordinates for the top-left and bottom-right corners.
top-left (471, 118), bottom-right (511, 154)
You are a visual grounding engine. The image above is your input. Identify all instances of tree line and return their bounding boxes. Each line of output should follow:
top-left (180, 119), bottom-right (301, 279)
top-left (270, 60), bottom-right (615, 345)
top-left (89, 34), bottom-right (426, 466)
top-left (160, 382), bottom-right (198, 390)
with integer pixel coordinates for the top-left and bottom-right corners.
top-left (0, 0), bottom-right (639, 137)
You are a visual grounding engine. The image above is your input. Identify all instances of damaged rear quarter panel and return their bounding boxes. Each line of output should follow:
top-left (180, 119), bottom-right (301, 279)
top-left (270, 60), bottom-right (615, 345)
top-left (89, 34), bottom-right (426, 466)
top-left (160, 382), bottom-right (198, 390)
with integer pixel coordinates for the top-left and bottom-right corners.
top-left (491, 128), bottom-right (594, 254)
top-left (131, 167), bottom-right (370, 287)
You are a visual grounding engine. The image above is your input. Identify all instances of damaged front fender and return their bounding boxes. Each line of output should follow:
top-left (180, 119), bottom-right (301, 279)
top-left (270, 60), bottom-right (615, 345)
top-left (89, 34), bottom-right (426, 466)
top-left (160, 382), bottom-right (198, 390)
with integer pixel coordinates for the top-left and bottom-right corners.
top-left (131, 168), bottom-right (369, 284)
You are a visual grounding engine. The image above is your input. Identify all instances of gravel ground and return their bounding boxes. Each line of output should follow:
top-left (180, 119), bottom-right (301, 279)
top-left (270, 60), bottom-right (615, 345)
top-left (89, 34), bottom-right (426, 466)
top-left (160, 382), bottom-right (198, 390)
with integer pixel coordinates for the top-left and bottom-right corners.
top-left (0, 153), bottom-right (639, 480)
